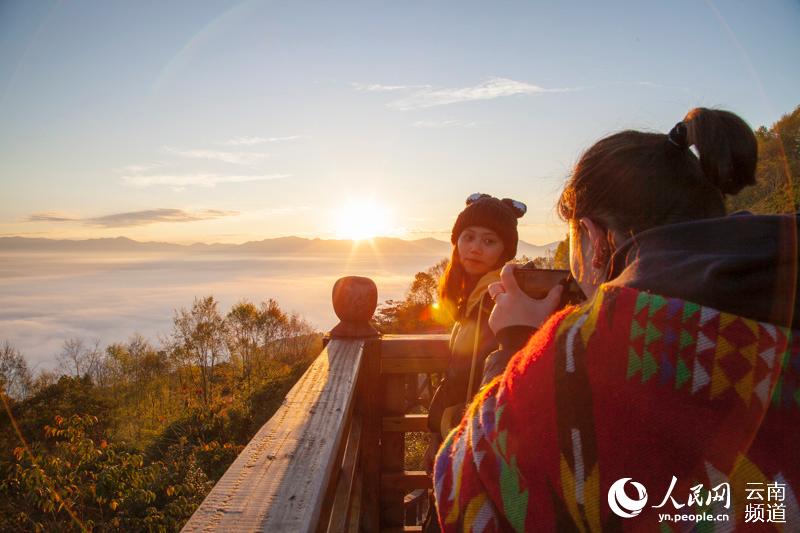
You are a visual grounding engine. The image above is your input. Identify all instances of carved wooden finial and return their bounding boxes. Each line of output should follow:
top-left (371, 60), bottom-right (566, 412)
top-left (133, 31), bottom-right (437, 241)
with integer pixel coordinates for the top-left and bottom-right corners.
top-left (328, 276), bottom-right (380, 339)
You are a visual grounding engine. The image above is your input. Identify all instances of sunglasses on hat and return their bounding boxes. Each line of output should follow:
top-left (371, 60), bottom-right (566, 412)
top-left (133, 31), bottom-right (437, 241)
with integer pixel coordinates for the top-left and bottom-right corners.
top-left (466, 193), bottom-right (527, 216)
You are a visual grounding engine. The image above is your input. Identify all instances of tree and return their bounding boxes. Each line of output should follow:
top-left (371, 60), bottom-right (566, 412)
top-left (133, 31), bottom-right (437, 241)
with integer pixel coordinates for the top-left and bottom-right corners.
top-left (56, 338), bottom-right (103, 382)
top-left (277, 312), bottom-right (317, 363)
top-left (0, 341), bottom-right (32, 401)
top-left (226, 301), bottom-right (261, 395)
top-left (0, 414), bottom-right (211, 532)
top-left (169, 297), bottom-right (228, 407)
top-left (102, 335), bottom-right (173, 444)
top-left (728, 105), bottom-right (800, 214)
top-left (552, 236), bottom-right (570, 270)
top-left (519, 254), bottom-right (555, 269)
top-left (258, 298), bottom-right (288, 359)
top-left (0, 293), bottom-right (321, 531)
top-left (373, 258), bottom-right (454, 334)
top-left (407, 271), bottom-right (437, 306)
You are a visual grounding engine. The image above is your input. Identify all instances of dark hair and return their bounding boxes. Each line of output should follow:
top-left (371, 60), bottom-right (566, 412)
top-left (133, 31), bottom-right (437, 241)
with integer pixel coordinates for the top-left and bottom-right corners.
top-left (557, 108), bottom-right (757, 235)
top-left (438, 247), bottom-right (466, 318)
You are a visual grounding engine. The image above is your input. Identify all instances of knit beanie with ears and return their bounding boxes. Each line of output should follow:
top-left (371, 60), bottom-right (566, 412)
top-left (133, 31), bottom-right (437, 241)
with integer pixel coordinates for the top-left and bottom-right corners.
top-left (450, 193), bottom-right (527, 263)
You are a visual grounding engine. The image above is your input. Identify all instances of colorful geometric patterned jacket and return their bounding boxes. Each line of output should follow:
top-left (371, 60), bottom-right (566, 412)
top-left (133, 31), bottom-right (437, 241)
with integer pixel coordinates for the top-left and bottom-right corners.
top-left (434, 284), bottom-right (800, 531)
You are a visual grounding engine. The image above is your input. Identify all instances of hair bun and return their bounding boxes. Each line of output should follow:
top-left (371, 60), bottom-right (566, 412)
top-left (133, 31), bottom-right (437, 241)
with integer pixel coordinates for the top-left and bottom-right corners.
top-left (667, 122), bottom-right (689, 149)
top-left (501, 198), bottom-right (527, 218)
top-left (683, 108), bottom-right (757, 196)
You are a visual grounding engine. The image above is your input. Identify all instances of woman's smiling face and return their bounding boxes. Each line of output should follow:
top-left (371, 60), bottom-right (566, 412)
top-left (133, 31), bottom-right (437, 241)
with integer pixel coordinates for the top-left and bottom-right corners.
top-left (457, 226), bottom-right (505, 276)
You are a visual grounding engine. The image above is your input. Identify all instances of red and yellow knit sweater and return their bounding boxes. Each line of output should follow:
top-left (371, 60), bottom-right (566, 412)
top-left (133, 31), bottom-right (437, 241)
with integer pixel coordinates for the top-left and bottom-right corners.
top-left (434, 284), bottom-right (800, 531)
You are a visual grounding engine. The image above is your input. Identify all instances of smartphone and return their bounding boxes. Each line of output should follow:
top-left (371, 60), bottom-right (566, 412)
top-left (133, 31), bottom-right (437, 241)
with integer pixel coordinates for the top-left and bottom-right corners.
top-left (512, 265), bottom-right (586, 307)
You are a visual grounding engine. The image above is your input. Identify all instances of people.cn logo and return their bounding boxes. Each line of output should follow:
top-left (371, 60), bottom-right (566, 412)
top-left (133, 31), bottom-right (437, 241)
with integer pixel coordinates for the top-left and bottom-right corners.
top-left (608, 478), bottom-right (649, 518)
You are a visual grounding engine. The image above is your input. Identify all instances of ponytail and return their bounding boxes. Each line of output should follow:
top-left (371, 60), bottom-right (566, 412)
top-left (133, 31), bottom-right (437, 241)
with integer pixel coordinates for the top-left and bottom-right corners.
top-left (683, 107), bottom-right (758, 195)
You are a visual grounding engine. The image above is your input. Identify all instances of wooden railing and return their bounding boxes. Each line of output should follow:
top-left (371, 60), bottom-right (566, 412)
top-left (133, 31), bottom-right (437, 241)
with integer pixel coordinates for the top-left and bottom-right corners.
top-left (182, 277), bottom-right (449, 532)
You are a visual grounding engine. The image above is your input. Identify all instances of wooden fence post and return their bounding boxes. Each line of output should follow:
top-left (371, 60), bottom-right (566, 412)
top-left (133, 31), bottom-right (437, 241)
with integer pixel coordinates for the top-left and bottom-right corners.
top-left (328, 276), bottom-right (381, 532)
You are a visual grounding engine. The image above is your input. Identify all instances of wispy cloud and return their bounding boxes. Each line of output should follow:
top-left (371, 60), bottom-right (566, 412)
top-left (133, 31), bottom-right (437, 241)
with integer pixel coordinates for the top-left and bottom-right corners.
top-left (248, 206), bottom-right (312, 217)
top-left (634, 80), bottom-right (691, 92)
top-left (0, 231), bottom-right (51, 236)
top-left (405, 228), bottom-right (451, 236)
top-left (27, 208), bottom-right (238, 228)
top-left (226, 206), bottom-right (312, 224)
top-left (86, 209), bottom-right (236, 228)
top-left (119, 163), bottom-right (165, 173)
top-left (164, 147), bottom-right (270, 166)
top-left (352, 82), bottom-right (431, 92)
top-left (412, 120), bottom-right (477, 128)
top-left (121, 173), bottom-right (290, 190)
top-left (221, 135), bottom-right (306, 146)
top-left (26, 212), bottom-right (81, 223)
top-left (386, 77), bottom-right (578, 110)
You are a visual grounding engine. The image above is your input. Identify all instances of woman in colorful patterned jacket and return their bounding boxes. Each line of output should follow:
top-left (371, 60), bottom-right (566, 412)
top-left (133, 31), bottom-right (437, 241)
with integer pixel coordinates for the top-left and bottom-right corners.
top-left (434, 108), bottom-right (800, 531)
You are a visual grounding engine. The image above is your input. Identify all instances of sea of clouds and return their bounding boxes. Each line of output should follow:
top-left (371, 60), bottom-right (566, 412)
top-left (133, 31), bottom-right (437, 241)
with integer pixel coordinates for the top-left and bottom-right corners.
top-left (0, 249), bottom-right (445, 371)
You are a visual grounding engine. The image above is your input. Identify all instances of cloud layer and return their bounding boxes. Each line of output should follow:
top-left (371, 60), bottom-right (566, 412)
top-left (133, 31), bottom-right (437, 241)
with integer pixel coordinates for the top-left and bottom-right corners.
top-left (0, 250), bottom-right (441, 369)
top-left (121, 173), bottom-right (290, 189)
top-left (164, 147), bottom-right (271, 166)
top-left (27, 213), bottom-right (81, 223)
top-left (353, 83), bottom-right (432, 92)
top-left (221, 135), bottom-right (305, 146)
top-left (412, 120), bottom-right (476, 128)
top-left (27, 208), bottom-right (238, 228)
top-left (360, 77), bottom-right (577, 110)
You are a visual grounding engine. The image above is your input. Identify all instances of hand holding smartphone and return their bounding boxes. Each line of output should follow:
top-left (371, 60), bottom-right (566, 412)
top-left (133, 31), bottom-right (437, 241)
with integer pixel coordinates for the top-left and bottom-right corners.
top-left (512, 265), bottom-right (586, 308)
top-left (488, 264), bottom-right (585, 334)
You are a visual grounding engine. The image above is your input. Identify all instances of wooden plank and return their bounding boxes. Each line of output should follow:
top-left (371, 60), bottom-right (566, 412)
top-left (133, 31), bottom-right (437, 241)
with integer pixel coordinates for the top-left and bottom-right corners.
top-left (318, 408), bottom-right (359, 533)
top-left (380, 471), bottom-right (432, 492)
top-left (403, 488), bottom-right (427, 527)
top-left (381, 372), bottom-right (406, 527)
top-left (359, 338), bottom-right (381, 532)
top-left (345, 465), bottom-right (362, 533)
top-left (382, 334), bottom-right (451, 342)
top-left (380, 335), bottom-right (450, 360)
top-left (380, 357), bottom-right (449, 374)
top-left (181, 339), bottom-right (364, 533)
top-left (382, 414), bottom-right (428, 433)
top-left (326, 416), bottom-right (362, 533)
top-left (383, 527), bottom-right (423, 533)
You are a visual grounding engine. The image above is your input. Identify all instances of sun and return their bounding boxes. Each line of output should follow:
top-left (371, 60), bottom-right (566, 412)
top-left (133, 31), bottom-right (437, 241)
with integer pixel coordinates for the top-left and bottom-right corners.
top-left (335, 200), bottom-right (392, 240)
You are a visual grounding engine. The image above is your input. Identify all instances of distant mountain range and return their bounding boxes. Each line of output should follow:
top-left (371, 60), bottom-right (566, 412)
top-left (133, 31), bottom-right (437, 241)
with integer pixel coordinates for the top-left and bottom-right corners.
top-left (0, 235), bottom-right (561, 258)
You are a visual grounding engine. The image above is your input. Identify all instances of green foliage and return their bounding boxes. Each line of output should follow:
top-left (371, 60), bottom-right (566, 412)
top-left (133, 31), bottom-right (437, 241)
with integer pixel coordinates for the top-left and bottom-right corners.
top-left (374, 258), bottom-right (453, 333)
top-left (518, 237), bottom-right (569, 271)
top-left (169, 296), bottom-right (228, 407)
top-left (404, 432), bottom-right (430, 471)
top-left (0, 341), bottom-right (33, 400)
top-left (552, 237), bottom-right (570, 270)
top-left (0, 414), bottom-right (211, 532)
top-left (0, 376), bottom-right (116, 454)
top-left (728, 105), bottom-right (800, 214)
top-left (0, 295), bottom-right (320, 531)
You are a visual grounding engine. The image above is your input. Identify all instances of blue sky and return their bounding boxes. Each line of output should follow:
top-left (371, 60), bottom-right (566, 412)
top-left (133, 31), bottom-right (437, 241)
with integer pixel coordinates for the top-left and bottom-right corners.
top-left (1, 0), bottom-right (798, 244)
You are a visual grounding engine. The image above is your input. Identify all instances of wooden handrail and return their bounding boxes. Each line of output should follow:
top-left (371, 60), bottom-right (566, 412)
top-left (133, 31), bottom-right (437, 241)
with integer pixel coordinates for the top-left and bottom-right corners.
top-left (181, 338), bottom-right (364, 531)
top-left (182, 277), bottom-right (451, 532)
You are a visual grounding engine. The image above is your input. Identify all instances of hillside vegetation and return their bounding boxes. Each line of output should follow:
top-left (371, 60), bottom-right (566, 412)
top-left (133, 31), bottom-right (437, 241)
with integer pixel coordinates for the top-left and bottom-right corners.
top-left (0, 297), bottom-right (319, 531)
top-left (728, 105), bottom-right (800, 214)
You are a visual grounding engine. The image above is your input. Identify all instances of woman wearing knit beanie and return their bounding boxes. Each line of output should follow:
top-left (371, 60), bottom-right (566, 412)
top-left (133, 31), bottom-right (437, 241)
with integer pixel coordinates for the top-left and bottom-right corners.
top-left (421, 193), bottom-right (525, 532)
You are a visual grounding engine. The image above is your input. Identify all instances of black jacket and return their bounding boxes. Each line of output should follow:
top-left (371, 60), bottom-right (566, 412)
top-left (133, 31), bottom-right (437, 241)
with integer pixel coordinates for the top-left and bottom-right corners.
top-left (483, 213), bottom-right (800, 385)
